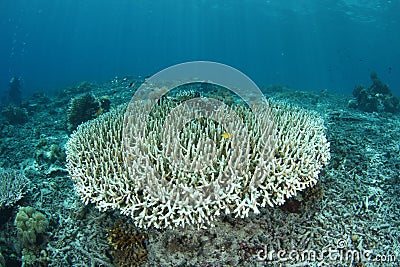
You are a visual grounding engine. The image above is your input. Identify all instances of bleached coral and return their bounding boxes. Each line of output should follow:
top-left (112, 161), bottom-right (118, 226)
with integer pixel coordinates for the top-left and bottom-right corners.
top-left (66, 97), bottom-right (330, 229)
top-left (0, 168), bottom-right (28, 209)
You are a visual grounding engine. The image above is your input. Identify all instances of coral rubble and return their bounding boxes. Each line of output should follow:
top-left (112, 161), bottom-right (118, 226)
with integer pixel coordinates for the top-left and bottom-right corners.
top-left (0, 105), bottom-right (29, 125)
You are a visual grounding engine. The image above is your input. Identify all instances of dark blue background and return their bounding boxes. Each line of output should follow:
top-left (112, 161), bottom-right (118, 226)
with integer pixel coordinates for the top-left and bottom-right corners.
top-left (1, 0), bottom-right (399, 97)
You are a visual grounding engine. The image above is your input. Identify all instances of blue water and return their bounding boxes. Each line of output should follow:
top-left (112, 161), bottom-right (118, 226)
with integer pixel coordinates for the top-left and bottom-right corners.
top-left (1, 0), bottom-right (399, 97)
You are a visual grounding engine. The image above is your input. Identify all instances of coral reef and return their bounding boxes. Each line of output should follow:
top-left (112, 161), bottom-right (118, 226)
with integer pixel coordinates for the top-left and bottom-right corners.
top-left (206, 83), bottom-right (239, 106)
top-left (350, 72), bottom-right (400, 113)
top-left (1, 76), bottom-right (399, 266)
top-left (22, 92), bottom-right (51, 114)
top-left (99, 96), bottom-right (112, 113)
top-left (66, 94), bottom-right (330, 229)
top-left (172, 88), bottom-right (201, 102)
top-left (0, 168), bottom-right (28, 210)
top-left (63, 81), bottom-right (95, 95)
top-left (67, 93), bottom-right (100, 131)
top-left (14, 206), bottom-right (49, 250)
top-left (278, 182), bottom-right (324, 214)
top-left (35, 138), bottom-right (66, 167)
top-left (0, 105), bottom-right (29, 124)
top-left (107, 221), bottom-right (148, 266)
top-left (44, 189), bottom-right (115, 267)
top-left (11, 206), bottom-right (50, 266)
top-left (148, 86), bottom-right (169, 100)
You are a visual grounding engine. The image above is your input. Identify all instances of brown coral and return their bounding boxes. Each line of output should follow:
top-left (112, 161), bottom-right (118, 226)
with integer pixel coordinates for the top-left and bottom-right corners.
top-left (107, 221), bottom-right (148, 267)
top-left (67, 93), bottom-right (100, 131)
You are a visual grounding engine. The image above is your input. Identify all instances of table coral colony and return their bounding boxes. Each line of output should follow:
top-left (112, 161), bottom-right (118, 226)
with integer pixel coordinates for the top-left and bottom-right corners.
top-left (66, 89), bottom-right (330, 229)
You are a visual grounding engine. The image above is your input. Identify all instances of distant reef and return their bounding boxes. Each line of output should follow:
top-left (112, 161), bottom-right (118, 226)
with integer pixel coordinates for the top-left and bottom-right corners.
top-left (349, 72), bottom-right (400, 113)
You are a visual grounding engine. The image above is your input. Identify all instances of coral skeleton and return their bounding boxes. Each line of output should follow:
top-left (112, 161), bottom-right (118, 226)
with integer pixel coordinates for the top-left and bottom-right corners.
top-left (66, 95), bottom-right (330, 229)
top-left (0, 168), bottom-right (28, 209)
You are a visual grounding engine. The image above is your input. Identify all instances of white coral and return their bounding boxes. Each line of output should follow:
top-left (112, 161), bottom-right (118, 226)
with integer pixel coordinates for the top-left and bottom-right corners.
top-left (0, 168), bottom-right (28, 209)
top-left (66, 97), bottom-right (330, 229)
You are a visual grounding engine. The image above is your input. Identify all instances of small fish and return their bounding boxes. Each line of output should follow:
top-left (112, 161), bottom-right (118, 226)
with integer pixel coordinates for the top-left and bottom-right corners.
top-left (127, 82), bottom-right (134, 88)
top-left (134, 97), bottom-right (141, 101)
top-left (97, 108), bottom-right (102, 115)
top-left (221, 132), bottom-right (232, 139)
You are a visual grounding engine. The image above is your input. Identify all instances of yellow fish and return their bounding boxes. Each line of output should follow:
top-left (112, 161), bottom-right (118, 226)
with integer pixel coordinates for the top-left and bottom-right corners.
top-left (221, 132), bottom-right (232, 139)
top-left (96, 108), bottom-right (102, 115)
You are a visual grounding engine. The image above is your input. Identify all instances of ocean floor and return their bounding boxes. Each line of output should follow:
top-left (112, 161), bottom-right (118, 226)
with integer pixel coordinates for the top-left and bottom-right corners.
top-left (0, 77), bottom-right (399, 267)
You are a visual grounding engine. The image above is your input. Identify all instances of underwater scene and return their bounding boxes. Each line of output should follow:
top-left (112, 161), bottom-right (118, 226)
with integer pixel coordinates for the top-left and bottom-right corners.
top-left (0, 1), bottom-right (399, 266)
